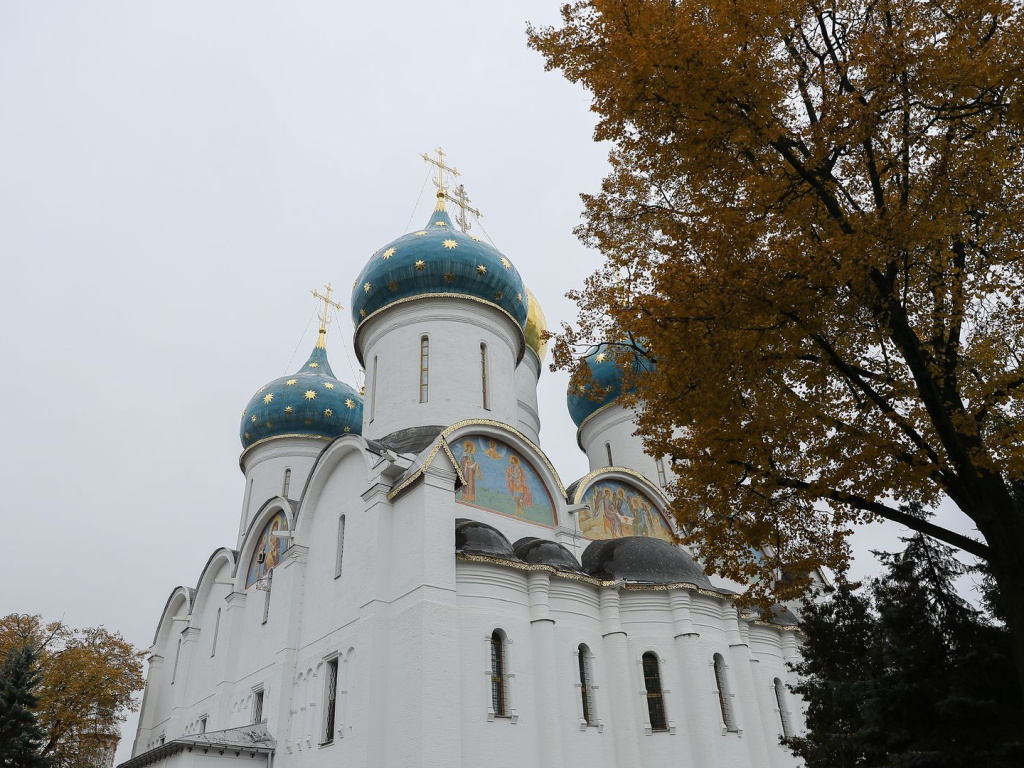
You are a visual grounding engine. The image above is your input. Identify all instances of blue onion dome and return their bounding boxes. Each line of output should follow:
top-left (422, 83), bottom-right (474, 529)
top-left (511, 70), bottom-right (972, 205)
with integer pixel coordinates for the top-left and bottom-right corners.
top-left (524, 287), bottom-right (549, 363)
top-left (567, 342), bottom-right (656, 428)
top-left (240, 332), bottom-right (363, 450)
top-left (350, 200), bottom-right (528, 360)
top-left (582, 537), bottom-right (712, 586)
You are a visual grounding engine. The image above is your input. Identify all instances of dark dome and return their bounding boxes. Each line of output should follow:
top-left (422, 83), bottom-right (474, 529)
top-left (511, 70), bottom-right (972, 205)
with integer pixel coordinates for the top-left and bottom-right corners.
top-left (581, 537), bottom-right (712, 586)
top-left (455, 519), bottom-right (519, 561)
top-left (513, 537), bottom-right (584, 573)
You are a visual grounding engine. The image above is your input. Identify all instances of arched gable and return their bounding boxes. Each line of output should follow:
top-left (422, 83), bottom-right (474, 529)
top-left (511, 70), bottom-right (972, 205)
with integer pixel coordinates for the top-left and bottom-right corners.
top-left (295, 434), bottom-right (377, 528)
top-left (189, 548), bottom-right (238, 623)
top-left (570, 467), bottom-right (677, 542)
top-left (238, 498), bottom-right (295, 591)
top-left (437, 420), bottom-right (567, 528)
top-left (151, 586), bottom-right (193, 648)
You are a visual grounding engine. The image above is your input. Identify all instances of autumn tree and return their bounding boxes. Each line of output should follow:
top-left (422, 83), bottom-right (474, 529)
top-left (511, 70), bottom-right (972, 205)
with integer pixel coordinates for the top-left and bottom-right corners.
top-left (528, 0), bottom-right (1024, 689)
top-left (0, 615), bottom-right (145, 768)
top-left (790, 535), bottom-right (1023, 766)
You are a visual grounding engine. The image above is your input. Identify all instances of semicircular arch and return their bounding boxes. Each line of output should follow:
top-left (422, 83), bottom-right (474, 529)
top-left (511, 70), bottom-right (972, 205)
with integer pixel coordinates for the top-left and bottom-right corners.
top-left (570, 466), bottom-right (680, 542)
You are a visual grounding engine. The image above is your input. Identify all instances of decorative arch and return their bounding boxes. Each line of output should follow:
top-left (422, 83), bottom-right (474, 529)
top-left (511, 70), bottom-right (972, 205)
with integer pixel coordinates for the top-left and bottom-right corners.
top-left (151, 586), bottom-right (193, 648)
top-left (570, 467), bottom-right (677, 541)
top-left (295, 435), bottom-right (377, 528)
top-left (238, 499), bottom-right (295, 591)
top-left (189, 548), bottom-right (238, 625)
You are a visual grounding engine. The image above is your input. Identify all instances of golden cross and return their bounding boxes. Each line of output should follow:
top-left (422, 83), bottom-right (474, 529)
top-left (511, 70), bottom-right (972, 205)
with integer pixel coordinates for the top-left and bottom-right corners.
top-left (311, 283), bottom-right (343, 341)
top-left (421, 147), bottom-right (460, 205)
top-left (448, 184), bottom-right (482, 233)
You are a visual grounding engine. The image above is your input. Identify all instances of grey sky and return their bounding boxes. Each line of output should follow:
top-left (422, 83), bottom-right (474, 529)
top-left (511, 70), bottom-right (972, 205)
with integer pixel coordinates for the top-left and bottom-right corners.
top-left (0, 2), bottom-right (982, 762)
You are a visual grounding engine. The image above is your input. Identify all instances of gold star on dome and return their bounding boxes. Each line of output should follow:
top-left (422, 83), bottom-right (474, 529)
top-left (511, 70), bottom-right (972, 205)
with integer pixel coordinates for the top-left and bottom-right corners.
top-left (494, 291), bottom-right (504, 300)
top-left (244, 432), bottom-right (251, 440)
top-left (434, 221), bottom-right (447, 227)
top-left (263, 393), bottom-right (274, 404)
top-left (442, 239), bottom-right (458, 250)
top-left (388, 281), bottom-right (399, 291)
top-left (285, 379), bottom-right (297, 386)
top-left (363, 282), bottom-right (372, 293)
top-left (258, 387), bottom-right (266, 394)
top-left (595, 352), bottom-right (608, 363)
top-left (343, 426), bottom-right (351, 433)
top-left (360, 309), bottom-right (367, 317)
top-left (352, 280), bottom-right (357, 288)
top-left (284, 406), bottom-right (294, 414)
top-left (304, 418), bottom-right (314, 426)
top-left (324, 408), bottom-right (333, 417)
top-left (251, 415), bottom-right (258, 423)
top-left (414, 230), bottom-right (428, 236)
top-left (516, 292), bottom-right (523, 302)
top-left (415, 260), bottom-right (426, 270)
top-left (476, 264), bottom-right (487, 275)
top-left (308, 362), bottom-right (319, 368)
top-left (444, 273), bottom-right (455, 283)
top-left (241, 409), bottom-right (246, 417)
top-left (324, 382), bottom-right (335, 389)
top-left (304, 390), bottom-right (317, 400)
top-left (470, 235), bottom-right (482, 241)
top-left (345, 398), bottom-right (356, 409)
top-left (500, 257), bottom-right (511, 270)
top-left (266, 421), bottom-right (274, 428)
top-left (382, 247), bottom-right (396, 260)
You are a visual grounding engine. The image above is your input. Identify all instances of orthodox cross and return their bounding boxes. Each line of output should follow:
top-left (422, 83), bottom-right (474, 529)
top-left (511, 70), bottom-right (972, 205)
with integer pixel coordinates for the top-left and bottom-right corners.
top-left (421, 147), bottom-right (460, 204)
top-left (448, 184), bottom-right (482, 233)
top-left (311, 283), bottom-right (343, 341)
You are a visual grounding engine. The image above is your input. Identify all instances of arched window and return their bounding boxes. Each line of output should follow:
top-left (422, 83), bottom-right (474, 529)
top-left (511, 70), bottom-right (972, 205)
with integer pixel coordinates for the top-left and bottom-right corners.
top-left (774, 677), bottom-right (791, 738)
top-left (605, 442), bottom-right (614, 466)
top-left (490, 631), bottom-right (507, 717)
top-left (171, 638), bottom-right (181, 684)
top-left (714, 653), bottom-right (737, 731)
top-left (578, 644), bottom-right (594, 726)
top-left (335, 515), bottom-right (346, 579)
top-left (655, 458), bottom-right (668, 487)
top-left (370, 355), bottom-right (378, 422)
top-left (480, 343), bottom-right (490, 410)
top-left (210, 608), bottom-right (221, 657)
top-left (262, 569), bottom-right (273, 624)
top-left (419, 336), bottom-right (429, 403)
top-left (282, 468), bottom-right (291, 498)
top-left (642, 652), bottom-right (667, 731)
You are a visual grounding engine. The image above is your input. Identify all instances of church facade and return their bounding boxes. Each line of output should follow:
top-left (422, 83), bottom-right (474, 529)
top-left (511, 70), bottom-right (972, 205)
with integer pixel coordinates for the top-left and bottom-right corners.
top-left (123, 165), bottom-right (806, 768)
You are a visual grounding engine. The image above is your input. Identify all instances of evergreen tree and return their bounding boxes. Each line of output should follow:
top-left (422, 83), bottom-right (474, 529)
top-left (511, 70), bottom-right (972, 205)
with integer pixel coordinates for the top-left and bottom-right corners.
top-left (0, 643), bottom-right (50, 768)
top-left (789, 534), bottom-right (1024, 767)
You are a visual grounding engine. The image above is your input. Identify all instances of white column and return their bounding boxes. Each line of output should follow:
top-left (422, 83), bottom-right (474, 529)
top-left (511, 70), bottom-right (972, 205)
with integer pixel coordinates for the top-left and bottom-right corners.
top-left (780, 630), bottom-right (806, 734)
top-left (599, 588), bottom-right (642, 768)
top-left (669, 590), bottom-right (716, 768)
top-left (728, 610), bottom-right (774, 767)
top-left (528, 571), bottom-right (566, 768)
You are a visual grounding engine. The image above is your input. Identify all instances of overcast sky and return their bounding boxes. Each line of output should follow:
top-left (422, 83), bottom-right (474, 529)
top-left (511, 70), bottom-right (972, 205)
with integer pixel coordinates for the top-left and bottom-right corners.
top-left (0, 2), bottom-right (984, 762)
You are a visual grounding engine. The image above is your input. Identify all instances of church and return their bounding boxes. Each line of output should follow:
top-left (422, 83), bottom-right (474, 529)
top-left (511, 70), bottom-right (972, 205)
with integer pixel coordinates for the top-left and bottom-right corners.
top-left (122, 152), bottom-right (808, 768)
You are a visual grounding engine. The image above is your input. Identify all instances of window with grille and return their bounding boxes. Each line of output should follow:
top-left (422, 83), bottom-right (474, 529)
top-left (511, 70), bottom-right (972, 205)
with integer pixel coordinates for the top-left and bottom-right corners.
top-left (323, 658), bottom-right (338, 745)
top-left (714, 654), bottom-right (737, 731)
top-left (480, 343), bottom-right (489, 409)
top-left (262, 569), bottom-right (273, 624)
top-left (252, 689), bottom-right (264, 724)
top-left (774, 678), bottom-right (791, 738)
top-left (642, 652), bottom-right (667, 731)
top-left (419, 337), bottom-right (429, 402)
top-left (210, 608), bottom-right (221, 657)
top-left (578, 644), bottom-right (594, 726)
top-left (490, 631), bottom-right (507, 717)
top-left (335, 515), bottom-right (346, 579)
top-left (656, 458), bottom-right (668, 487)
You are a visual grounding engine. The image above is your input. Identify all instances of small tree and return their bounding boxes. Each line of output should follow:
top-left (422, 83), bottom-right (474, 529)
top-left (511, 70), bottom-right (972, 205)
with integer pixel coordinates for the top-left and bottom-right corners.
top-left (0, 615), bottom-right (144, 768)
top-left (0, 643), bottom-right (50, 768)
top-left (790, 534), bottom-right (1024, 767)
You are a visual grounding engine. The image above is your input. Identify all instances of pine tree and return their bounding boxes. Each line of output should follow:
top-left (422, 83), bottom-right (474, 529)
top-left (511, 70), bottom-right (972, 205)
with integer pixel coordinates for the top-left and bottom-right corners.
top-left (0, 643), bottom-right (50, 768)
top-left (789, 534), bottom-right (1024, 767)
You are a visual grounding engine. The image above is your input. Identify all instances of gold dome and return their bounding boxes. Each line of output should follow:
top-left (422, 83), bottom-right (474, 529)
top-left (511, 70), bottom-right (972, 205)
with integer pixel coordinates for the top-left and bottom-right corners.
top-left (524, 287), bottom-right (549, 362)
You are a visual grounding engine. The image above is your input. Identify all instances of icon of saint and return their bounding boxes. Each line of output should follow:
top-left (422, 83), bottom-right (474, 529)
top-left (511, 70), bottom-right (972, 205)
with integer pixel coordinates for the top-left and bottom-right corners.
top-left (484, 440), bottom-right (505, 460)
top-left (505, 455), bottom-right (533, 517)
top-left (458, 440), bottom-right (483, 502)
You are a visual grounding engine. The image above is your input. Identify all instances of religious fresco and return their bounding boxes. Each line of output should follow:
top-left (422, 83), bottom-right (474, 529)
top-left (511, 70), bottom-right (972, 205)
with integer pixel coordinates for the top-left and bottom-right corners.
top-left (246, 510), bottom-right (289, 588)
top-left (451, 436), bottom-right (556, 527)
top-left (577, 479), bottom-right (674, 541)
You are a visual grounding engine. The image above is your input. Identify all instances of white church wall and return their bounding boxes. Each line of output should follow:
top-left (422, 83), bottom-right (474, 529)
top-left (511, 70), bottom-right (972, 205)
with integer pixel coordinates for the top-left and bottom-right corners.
top-left (515, 346), bottom-right (542, 444)
top-left (580, 405), bottom-right (675, 492)
top-left (238, 439), bottom-right (322, 542)
top-left (358, 298), bottom-right (522, 441)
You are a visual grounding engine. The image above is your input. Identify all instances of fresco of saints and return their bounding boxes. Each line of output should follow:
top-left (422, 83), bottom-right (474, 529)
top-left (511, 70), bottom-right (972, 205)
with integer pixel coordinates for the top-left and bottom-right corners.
top-left (506, 455), bottom-right (533, 517)
top-left (266, 519), bottom-right (283, 570)
top-left (630, 496), bottom-right (650, 537)
top-left (459, 440), bottom-right (483, 502)
top-left (483, 439), bottom-right (505, 460)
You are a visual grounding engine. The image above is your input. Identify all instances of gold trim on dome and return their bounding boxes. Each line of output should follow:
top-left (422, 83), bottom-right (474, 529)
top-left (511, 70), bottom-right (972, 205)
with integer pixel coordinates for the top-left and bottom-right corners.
top-left (352, 292), bottom-right (527, 367)
top-left (438, 418), bottom-right (567, 497)
top-left (239, 432), bottom-right (334, 464)
top-left (570, 465), bottom-right (672, 507)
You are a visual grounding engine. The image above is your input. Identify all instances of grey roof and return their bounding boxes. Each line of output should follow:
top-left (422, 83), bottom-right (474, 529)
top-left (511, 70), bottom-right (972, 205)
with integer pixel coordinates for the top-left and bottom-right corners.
top-left (564, 478), bottom-right (582, 501)
top-left (116, 725), bottom-right (275, 768)
top-left (582, 536), bottom-right (714, 587)
top-left (379, 425), bottom-right (447, 455)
